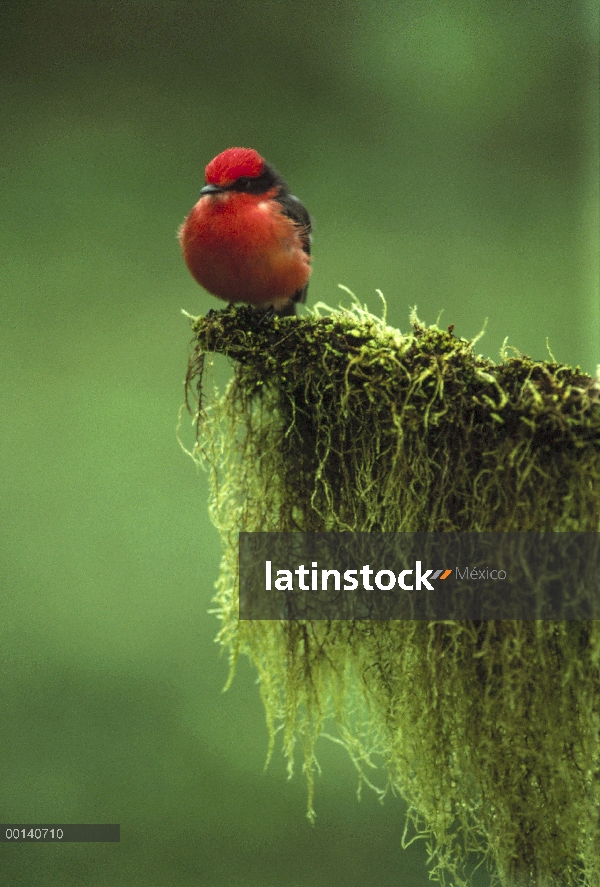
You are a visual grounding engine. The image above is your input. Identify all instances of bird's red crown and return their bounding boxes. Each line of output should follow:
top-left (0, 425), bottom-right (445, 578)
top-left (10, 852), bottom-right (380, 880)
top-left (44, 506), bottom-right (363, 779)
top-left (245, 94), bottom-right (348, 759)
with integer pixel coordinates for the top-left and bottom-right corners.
top-left (205, 148), bottom-right (265, 187)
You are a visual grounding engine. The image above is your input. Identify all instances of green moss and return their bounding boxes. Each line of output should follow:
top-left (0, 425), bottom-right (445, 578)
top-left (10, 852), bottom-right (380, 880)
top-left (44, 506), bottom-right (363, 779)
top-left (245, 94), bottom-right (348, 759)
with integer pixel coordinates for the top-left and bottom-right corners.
top-left (184, 300), bottom-right (600, 887)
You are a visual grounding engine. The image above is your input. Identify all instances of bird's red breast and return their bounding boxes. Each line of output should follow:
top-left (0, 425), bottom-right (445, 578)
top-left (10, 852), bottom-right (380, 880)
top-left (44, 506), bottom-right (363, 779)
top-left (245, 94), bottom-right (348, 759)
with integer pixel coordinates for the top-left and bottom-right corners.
top-left (180, 189), bottom-right (310, 308)
top-left (179, 148), bottom-right (312, 313)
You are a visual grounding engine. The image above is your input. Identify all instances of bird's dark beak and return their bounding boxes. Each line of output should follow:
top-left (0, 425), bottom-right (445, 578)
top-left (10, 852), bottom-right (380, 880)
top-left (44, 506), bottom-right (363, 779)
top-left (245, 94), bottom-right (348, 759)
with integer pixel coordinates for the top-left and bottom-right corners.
top-left (200, 183), bottom-right (224, 196)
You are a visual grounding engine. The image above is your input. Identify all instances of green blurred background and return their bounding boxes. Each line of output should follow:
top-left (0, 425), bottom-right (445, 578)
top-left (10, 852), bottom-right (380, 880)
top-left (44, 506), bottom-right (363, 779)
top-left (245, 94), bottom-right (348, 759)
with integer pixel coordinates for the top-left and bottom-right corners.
top-left (1, 2), bottom-right (597, 885)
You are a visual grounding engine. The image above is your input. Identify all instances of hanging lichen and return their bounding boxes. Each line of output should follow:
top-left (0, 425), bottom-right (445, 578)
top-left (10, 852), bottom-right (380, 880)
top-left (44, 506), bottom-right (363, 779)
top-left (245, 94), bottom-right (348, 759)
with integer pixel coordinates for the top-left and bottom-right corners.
top-left (183, 298), bottom-right (600, 887)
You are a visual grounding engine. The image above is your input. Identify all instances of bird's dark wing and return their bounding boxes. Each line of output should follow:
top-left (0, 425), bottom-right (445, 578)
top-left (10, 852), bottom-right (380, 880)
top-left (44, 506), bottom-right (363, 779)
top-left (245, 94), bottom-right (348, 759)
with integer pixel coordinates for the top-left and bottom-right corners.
top-left (277, 192), bottom-right (312, 307)
top-left (277, 193), bottom-right (312, 255)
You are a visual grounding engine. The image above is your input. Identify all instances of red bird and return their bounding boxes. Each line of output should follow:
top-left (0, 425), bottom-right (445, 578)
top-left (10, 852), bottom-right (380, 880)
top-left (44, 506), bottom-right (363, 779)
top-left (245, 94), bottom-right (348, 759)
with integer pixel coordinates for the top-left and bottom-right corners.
top-left (179, 148), bottom-right (312, 316)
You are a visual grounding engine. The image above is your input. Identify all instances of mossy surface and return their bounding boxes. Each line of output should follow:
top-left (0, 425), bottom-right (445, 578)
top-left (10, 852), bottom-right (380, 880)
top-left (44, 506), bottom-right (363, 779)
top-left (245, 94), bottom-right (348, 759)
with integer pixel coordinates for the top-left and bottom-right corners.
top-left (184, 301), bottom-right (600, 887)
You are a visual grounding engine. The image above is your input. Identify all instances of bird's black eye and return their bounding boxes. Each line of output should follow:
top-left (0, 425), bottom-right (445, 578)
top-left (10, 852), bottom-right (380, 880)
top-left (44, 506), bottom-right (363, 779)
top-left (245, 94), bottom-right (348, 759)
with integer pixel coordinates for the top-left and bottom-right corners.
top-left (236, 177), bottom-right (252, 190)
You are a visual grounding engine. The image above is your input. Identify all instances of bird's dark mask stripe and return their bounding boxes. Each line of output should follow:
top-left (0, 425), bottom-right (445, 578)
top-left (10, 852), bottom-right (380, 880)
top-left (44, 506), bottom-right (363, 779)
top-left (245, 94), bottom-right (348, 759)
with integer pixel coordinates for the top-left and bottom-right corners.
top-left (201, 163), bottom-right (285, 197)
top-left (228, 167), bottom-right (280, 194)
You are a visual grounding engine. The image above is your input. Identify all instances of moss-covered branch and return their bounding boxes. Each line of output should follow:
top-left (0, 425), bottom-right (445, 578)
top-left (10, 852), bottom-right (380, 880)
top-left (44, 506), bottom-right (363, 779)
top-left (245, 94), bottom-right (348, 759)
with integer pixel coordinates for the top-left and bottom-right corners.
top-left (184, 302), bottom-right (600, 887)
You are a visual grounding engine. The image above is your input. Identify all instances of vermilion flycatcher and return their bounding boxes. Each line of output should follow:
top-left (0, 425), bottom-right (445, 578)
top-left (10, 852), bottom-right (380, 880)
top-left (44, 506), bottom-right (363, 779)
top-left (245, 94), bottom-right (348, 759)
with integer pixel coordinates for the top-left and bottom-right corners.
top-left (179, 147), bottom-right (312, 316)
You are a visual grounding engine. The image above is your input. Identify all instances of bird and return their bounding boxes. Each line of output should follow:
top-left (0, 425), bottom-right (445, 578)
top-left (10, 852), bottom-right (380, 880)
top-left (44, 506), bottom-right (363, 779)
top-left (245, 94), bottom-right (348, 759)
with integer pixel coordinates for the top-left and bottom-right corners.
top-left (179, 147), bottom-right (312, 317)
